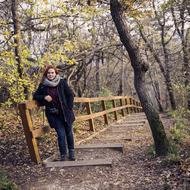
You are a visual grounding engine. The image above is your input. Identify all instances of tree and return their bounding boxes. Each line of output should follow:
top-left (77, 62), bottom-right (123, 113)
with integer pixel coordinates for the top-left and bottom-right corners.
top-left (134, 0), bottom-right (177, 110)
top-left (171, 0), bottom-right (190, 86)
top-left (110, 0), bottom-right (170, 156)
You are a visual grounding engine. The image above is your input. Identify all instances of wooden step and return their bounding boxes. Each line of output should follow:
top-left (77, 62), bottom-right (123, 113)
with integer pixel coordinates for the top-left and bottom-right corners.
top-left (43, 159), bottom-right (112, 168)
top-left (75, 143), bottom-right (123, 152)
top-left (102, 137), bottom-right (132, 141)
top-left (111, 123), bottom-right (145, 128)
top-left (114, 120), bottom-right (146, 125)
top-left (125, 120), bottom-right (146, 123)
top-left (109, 129), bottom-right (134, 133)
top-left (126, 117), bottom-right (147, 120)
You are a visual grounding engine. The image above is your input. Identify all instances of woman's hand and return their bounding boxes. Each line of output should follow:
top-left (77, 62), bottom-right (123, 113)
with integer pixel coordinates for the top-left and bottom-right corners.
top-left (44, 95), bottom-right (52, 102)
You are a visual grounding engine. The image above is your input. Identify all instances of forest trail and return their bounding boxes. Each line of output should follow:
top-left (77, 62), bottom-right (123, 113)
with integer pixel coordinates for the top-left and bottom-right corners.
top-left (17, 112), bottom-right (183, 190)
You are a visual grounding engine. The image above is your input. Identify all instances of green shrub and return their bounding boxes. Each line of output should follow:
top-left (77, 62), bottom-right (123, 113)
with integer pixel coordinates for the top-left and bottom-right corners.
top-left (169, 107), bottom-right (190, 143)
top-left (0, 171), bottom-right (18, 190)
top-left (99, 87), bottom-right (113, 97)
top-left (146, 144), bottom-right (156, 156)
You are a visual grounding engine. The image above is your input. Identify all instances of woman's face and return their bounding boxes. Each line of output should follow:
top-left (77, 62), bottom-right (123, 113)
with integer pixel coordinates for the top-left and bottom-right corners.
top-left (47, 68), bottom-right (56, 80)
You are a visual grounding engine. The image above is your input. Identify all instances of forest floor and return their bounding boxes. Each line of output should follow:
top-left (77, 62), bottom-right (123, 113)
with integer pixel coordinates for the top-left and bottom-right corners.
top-left (1, 111), bottom-right (190, 190)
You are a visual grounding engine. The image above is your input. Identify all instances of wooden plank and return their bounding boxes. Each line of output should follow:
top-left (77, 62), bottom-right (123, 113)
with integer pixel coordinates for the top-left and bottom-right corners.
top-left (125, 120), bottom-right (146, 124)
top-left (125, 97), bottom-right (129, 114)
top-left (75, 143), bottom-right (123, 152)
top-left (86, 102), bottom-right (95, 131)
top-left (126, 116), bottom-right (146, 118)
top-left (109, 129), bottom-right (131, 133)
top-left (101, 100), bottom-right (109, 125)
top-left (129, 97), bottom-right (133, 113)
top-left (110, 124), bottom-right (144, 128)
top-left (111, 122), bottom-right (146, 126)
top-left (103, 137), bottom-right (132, 141)
top-left (75, 105), bottom-right (134, 122)
top-left (126, 115), bottom-right (146, 118)
top-left (127, 113), bottom-right (145, 115)
top-left (112, 99), bottom-right (118, 120)
top-left (18, 103), bottom-right (41, 164)
top-left (74, 96), bottom-right (129, 103)
top-left (109, 127), bottom-right (143, 132)
top-left (128, 113), bottom-right (146, 116)
top-left (23, 96), bottom-right (141, 109)
top-left (43, 159), bottom-right (112, 168)
top-left (120, 99), bottom-right (125, 116)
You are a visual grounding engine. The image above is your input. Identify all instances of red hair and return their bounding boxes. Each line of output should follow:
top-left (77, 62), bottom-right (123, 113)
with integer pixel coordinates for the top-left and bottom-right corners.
top-left (42, 65), bottom-right (59, 81)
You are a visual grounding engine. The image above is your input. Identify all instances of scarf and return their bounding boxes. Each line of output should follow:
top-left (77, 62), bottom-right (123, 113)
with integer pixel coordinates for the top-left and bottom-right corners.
top-left (43, 74), bottom-right (61, 87)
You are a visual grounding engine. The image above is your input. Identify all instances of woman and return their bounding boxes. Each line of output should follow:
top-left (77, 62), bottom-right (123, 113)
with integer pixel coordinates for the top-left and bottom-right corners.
top-left (33, 65), bottom-right (75, 161)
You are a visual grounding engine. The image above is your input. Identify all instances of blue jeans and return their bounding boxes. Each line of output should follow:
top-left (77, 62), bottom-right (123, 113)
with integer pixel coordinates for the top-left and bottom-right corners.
top-left (46, 113), bottom-right (74, 156)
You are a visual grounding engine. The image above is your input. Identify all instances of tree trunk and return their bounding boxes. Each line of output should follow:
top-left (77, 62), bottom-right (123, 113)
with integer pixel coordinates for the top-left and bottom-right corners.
top-left (117, 59), bottom-right (124, 95)
top-left (110, 0), bottom-right (169, 156)
top-left (11, 0), bottom-right (29, 99)
top-left (154, 81), bottom-right (164, 112)
top-left (11, 0), bottom-right (23, 78)
top-left (95, 54), bottom-right (100, 96)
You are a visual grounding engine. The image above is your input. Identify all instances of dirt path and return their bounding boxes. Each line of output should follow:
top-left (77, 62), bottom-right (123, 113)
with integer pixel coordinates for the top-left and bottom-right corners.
top-left (11, 113), bottom-right (183, 190)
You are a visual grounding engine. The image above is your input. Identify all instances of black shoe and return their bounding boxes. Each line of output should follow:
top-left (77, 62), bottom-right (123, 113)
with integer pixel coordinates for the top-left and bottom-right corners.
top-left (61, 154), bottom-right (66, 161)
top-left (69, 149), bottom-right (75, 161)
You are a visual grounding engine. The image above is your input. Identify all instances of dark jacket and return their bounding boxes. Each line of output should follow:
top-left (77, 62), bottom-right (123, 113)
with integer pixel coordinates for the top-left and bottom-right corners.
top-left (33, 79), bottom-right (75, 127)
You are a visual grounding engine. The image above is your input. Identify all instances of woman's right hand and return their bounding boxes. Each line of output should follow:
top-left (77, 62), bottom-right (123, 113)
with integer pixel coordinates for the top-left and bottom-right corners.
top-left (44, 95), bottom-right (52, 102)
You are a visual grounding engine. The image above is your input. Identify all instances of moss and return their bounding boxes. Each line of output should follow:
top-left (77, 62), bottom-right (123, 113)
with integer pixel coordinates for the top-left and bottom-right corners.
top-left (146, 144), bottom-right (156, 156)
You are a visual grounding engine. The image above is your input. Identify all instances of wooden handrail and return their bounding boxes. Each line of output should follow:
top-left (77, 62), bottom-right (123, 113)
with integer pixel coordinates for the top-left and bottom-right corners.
top-left (24, 96), bottom-right (133, 109)
top-left (19, 96), bottom-right (142, 164)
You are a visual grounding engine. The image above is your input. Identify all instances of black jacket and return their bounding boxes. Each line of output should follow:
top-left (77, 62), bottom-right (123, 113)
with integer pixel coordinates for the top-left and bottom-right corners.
top-left (33, 79), bottom-right (75, 127)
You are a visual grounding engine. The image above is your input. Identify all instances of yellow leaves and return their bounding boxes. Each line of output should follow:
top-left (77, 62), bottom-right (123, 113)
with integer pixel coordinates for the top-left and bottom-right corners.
top-left (42, 0), bottom-right (49, 4)
top-left (38, 45), bottom-right (77, 66)
top-left (81, 6), bottom-right (99, 19)
top-left (21, 48), bottom-right (30, 59)
top-left (64, 40), bottom-right (76, 52)
top-left (122, 0), bottom-right (152, 19)
top-left (24, 8), bottom-right (35, 17)
top-left (67, 58), bottom-right (76, 65)
top-left (3, 31), bottom-right (10, 36)
top-left (0, 51), bottom-right (14, 58)
top-left (0, 20), bottom-right (8, 26)
top-left (24, 0), bottom-right (35, 4)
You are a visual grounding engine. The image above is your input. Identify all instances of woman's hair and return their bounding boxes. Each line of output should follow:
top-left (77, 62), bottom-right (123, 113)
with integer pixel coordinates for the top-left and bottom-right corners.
top-left (41, 65), bottom-right (59, 82)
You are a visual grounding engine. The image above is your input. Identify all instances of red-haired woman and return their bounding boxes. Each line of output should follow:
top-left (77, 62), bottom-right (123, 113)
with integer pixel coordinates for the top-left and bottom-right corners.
top-left (33, 65), bottom-right (75, 161)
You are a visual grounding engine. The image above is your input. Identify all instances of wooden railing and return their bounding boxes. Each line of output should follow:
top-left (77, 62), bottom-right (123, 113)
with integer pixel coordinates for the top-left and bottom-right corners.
top-left (19, 96), bottom-right (142, 164)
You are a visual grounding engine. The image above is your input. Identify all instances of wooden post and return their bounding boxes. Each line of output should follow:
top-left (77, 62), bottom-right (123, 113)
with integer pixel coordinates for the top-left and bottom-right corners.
top-left (136, 101), bottom-right (140, 112)
top-left (18, 103), bottom-right (41, 164)
top-left (120, 98), bottom-right (125, 116)
top-left (101, 100), bottom-right (109, 125)
top-left (125, 97), bottom-right (129, 114)
top-left (86, 102), bottom-right (95, 131)
top-left (135, 101), bottom-right (138, 112)
top-left (112, 99), bottom-right (118, 120)
top-left (133, 100), bottom-right (136, 113)
top-left (129, 97), bottom-right (132, 113)
top-left (139, 102), bottom-right (143, 112)
top-left (133, 99), bottom-right (136, 112)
